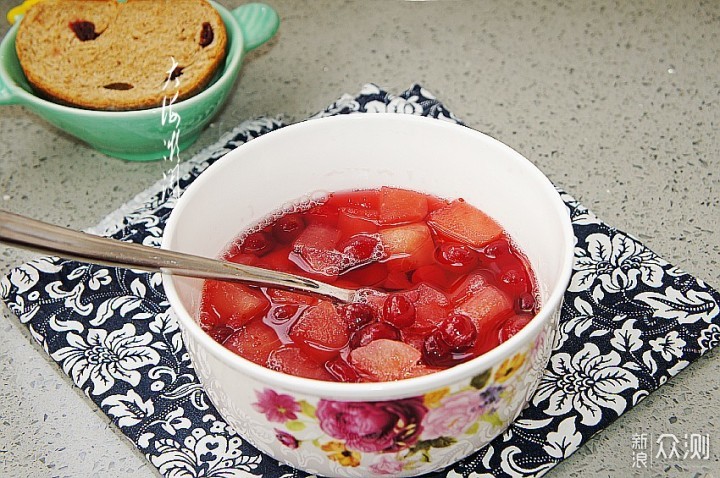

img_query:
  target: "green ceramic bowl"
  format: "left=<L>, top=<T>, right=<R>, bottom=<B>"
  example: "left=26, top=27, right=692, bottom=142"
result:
left=0, top=2, right=279, bottom=161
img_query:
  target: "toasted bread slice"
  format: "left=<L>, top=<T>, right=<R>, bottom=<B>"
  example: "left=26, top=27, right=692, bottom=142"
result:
left=15, top=0, right=227, bottom=110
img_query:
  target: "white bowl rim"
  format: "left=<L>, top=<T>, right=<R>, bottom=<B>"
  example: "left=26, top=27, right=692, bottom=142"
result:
left=161, top=114, right=575, bottom=400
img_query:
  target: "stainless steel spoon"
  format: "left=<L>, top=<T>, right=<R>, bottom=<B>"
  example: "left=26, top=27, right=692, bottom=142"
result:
left=0, top=210, right=356, bottom=303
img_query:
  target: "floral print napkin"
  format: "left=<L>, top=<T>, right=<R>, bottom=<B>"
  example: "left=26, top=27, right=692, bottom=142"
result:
left=2, top=84, right=719, bottom=478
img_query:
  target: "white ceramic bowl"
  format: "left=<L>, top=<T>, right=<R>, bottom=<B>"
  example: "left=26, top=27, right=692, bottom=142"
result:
left=162, top=114, right=574, bottom=477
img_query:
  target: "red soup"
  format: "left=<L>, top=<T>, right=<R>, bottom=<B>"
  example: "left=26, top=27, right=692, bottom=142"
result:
left=199, top=187, right=538, bottom=382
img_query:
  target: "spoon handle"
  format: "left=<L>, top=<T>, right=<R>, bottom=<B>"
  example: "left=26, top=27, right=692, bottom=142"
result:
left=0, top=210, right=354, bottom=303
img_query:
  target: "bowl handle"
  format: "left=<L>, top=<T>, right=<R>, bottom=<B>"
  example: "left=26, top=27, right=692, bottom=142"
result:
left=231, top=2, right=280, bottom=52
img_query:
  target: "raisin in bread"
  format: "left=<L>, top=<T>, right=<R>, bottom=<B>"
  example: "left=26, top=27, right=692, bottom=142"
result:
left=15, top=0, right=227, bottom=110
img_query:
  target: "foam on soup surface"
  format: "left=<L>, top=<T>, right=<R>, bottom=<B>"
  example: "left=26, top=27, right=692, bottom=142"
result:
left=199, top=187, right=538, bottom=382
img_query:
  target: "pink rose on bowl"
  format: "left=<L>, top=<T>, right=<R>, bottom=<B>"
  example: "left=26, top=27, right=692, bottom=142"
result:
left=369, top=456, right=404, bottom=475
left=421, top=390, right=485, bottom=440
left=316, top=398, right=427, bottom=453
left=421, top=386, right=504, bottom=440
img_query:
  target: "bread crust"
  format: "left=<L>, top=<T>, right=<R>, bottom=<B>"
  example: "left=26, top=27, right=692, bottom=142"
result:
left=15, top=0, right=228, bottom=111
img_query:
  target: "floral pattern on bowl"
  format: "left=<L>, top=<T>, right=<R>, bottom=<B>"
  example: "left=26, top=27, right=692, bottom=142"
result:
left=248, top=338, right=546, bottom=476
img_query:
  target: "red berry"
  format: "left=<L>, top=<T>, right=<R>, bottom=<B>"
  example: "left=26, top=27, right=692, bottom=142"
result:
left=325, top=356, right=360, bottom=382
left=516, top=292, right=536, bottom=313
left=500, top=269, right=529, bottom=294
left=499, top=315, right=533, bottom=343
left=435, top=243, right=478, bottom=271
left=242, top=231, right=274, bottom=256
left=437, top=313, right=477, bottom=351
left=422, top=330, right=477, bottom=367
left=382, top=294, right=416, bottom=329
left=339, top=303, right=375, bottom=331
left=272, top=214, right=306, bottom=244
left=422, top=331, right=454, bottom=367
left=271, top=304, right=298, bottom=322
left=483, top=239, right=510, bottom=259
left=208, top=325, right=234, bottom=344
left=341, top=234, right=380, bottom=263
left=349, top=322, right=400, bottom=349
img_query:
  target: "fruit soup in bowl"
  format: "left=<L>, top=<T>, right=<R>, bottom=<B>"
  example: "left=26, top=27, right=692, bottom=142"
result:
left=162, top=114, right=574, bottom=477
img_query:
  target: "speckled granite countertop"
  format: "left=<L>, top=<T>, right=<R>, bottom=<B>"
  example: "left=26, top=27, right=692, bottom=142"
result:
left=1, top=1, right=718, bottom=477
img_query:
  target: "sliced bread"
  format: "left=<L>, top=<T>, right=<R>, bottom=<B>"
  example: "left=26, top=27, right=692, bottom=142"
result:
left=15, top=0, right=228, bottom=110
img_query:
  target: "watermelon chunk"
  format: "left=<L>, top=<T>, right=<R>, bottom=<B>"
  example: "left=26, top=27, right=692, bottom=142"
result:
left=288, top=301, right=349, bottom=361
left=337, top=207, right=379, bottom=240
left=349, top=339, right=422, bottom=381
left=427, top=199, right=503, bottom=247
left=266, top=288, right=317, bottom=306
left=405, top=283, right=452, bottom=334
left=411, top=264, right=453, bottom=290
left=303, top=203, right=339, bottom=226
left=224, top=319, right=281, bottom=366
left=379, top=223, right=435, bottom=272
left=260, top=248, right=298, bottom=274
left=324, top=189, right=380, bottom=211
left=383, top=270, right=414, bottom=291
left=448, top=272, right=492, bottom=303
left=293, top=223, right=341, bottom=252
left=267, top=346, right=334, bottom=381
left=292, top=224, right=343, bottom=276
left=405, top=364, right=444, bottom=378
left=379, top=187, right=429, bottom=225
left=341, top=261, right=388, bottom=287
left=227, top=252, right=259, bottom=266
left=202, top=280, right=269, bottom=328
left=455, top=284, right=513, bottom=329
left=469, top=311, right=505, bottom=356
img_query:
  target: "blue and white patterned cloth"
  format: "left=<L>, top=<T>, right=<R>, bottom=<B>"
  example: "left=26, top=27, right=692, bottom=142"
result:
left=2, top=84, right=719, bottom=478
